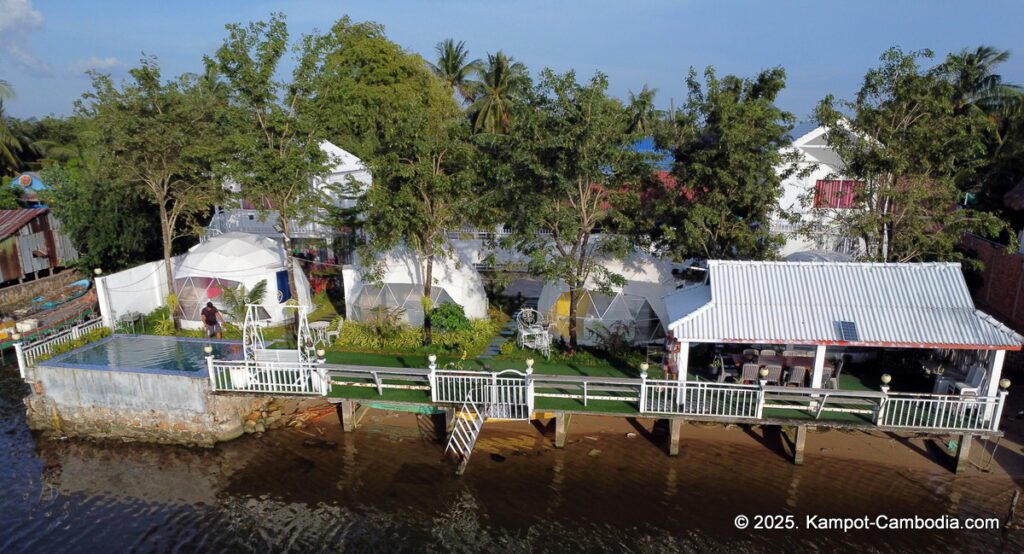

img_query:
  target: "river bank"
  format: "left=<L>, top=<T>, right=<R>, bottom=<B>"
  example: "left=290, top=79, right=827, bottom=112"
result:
left=3, top=366, right=1024, bottom=552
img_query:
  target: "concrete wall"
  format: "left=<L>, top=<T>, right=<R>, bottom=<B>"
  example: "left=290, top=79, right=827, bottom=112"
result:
left=95, top=260, right=172, bottom=328
left=25, top=364, right=258, bottom=446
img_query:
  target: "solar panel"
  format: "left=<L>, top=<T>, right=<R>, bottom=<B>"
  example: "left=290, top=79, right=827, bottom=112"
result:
left=837, top=320, right=859, bottom=342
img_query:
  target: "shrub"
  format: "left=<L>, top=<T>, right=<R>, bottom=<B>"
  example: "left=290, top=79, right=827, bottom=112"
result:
left=35, top=327, right=112, bottom=363
left=332, top=317, right=504, bottom=357
left=430, top=303, right=471, bottom=332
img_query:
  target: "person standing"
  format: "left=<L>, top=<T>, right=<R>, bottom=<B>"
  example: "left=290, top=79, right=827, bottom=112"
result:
left=201, top=302, right=225, bottom=339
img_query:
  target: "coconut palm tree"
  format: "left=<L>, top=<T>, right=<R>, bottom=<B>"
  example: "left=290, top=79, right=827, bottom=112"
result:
left=626, top=85, right=659, bottom=134
left=0, top=80, right=13, bottom=101
left=467, top=51, right=530, bottom=135
left=0, top=99, right=24, bottom=178
left=428, top=39, right=481, bottom=103
left=937, top=46, right=1022, bottom=117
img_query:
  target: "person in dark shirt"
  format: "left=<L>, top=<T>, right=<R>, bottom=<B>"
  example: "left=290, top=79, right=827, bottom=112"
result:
left=200, top=302, right=225, bottom=339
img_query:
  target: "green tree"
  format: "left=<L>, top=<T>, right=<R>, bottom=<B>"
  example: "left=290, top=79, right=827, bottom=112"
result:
left=78, top=58, right=225, bottom=300
left=483, top=70, right=649, bottom=350
left=935, top=46, right=1022, bottom=118
left=815, top=47, right=1008, bottom=262
left=648, top=66, right=796, bottom=260
left=467, top=51, right=530, bottom=134
left=626, top=84, right=659, bottom=134
left=40, top=162, right=161, bottom=271
left=323, top=28, right=479, bottom=344
left=213, top=14, right=333, bottom=315
left=428, top=38, right=481, bottom=103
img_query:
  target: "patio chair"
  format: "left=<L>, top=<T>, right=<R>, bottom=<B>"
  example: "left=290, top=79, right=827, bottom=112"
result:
left=827, top=359, right=844, bottom=389
left=742, top=348, right=759, bottom=357
left=740, top=363, right=760, bottom=384
left=819, top=367, right=834, bottom=389
left=760, top=349, right=777, bottom=357
left=715, top=354, right=737, bottom=383
left=325, top=317, right=344, bottom=344
left=763, top=364, right=784, bottom=385
left=786, top=366, right=808, bottom=387
left=949, top=364, right=985, bottom=396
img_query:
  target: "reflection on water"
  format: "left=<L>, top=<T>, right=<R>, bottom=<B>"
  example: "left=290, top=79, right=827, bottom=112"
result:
left=1, top=368, right=1022, bottom=552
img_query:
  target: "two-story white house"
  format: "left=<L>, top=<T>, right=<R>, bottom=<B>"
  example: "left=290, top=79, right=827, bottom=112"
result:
left=773, top=122, right=863, bottom=259
left=207, top=141, right=372, bottom=247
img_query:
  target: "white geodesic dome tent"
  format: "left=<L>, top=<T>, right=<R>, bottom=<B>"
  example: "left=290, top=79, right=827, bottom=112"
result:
left=173, top=232, right=311, bottom=330
left=342, top=248, right=488, bottom=326
left=537, top=254, right=681, bottom=346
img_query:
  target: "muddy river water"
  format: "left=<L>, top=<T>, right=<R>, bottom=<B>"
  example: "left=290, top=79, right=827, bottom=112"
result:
left=1, top=369, right=1022, bottom=552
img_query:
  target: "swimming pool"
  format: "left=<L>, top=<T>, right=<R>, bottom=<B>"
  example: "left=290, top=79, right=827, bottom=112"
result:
left=44, top=335, right=244, bottom=375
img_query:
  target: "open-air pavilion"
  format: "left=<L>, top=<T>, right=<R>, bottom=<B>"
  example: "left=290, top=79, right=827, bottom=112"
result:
left=663, top=261, right=1022, bottom=427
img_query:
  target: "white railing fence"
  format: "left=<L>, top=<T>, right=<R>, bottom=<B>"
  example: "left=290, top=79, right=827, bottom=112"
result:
left=431, top=369, right=531, bottom=420
left=641, top=379, right=762, bottom=419
left=209, top=359, right=328, bottom=395
left=21, top=317, right=105, bottom=369
left=879, top=392, right=1005, bottom=432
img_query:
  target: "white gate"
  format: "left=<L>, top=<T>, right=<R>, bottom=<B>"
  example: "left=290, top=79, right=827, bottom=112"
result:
left=433, top=369, right=532, bottom=420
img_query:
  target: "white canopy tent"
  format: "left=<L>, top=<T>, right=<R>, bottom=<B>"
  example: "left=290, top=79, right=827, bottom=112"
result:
left=537, top=254, right=685, bottom=346
left=342, top=248, right=488, bottom=326
left=173, top=232, right=311, bottom=329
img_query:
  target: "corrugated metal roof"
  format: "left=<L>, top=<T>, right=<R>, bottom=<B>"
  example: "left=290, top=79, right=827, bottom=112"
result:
left=0, top=208, right=48, bottom=240
left=667, top=261, right=1023, bottom=349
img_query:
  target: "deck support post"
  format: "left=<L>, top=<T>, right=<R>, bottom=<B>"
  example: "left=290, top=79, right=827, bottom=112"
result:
left=954, top=434, right=973, bottom=474
left=676, top=342, right=689, bottom=382
left=793, top=425, right=807, bottom=465
left=668, top=418, right=682, bottom=456
left=338, top=400, right=356, bottom=432
left=555, top=412, right=570, bottom=448
left=444, top=407, right=456, bottom=433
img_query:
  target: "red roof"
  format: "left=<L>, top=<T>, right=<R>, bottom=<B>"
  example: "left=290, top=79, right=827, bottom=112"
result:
left=0, top=208, right=48, bottom=240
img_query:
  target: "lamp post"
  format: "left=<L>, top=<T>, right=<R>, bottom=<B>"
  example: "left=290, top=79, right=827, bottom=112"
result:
left=880, top=373, right=892, bottom=394
left=428, top=353, right=437, bottom=372
left=316, top=348, right=326, bottom=364
left=758, top=366, right=769, bottom=387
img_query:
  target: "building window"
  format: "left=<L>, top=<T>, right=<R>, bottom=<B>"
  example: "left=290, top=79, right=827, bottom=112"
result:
left=813, top=180, right=863, bottom=209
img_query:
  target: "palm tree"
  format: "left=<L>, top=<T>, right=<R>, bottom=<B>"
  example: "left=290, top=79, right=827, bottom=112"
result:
left=937, top=46, right=1022, bottom=117
left=627, top=85, right=659, bottom=134
left=428, top=39, right=481, bottom=103
left=218, top=280, right=268, bottom=323
left=0, top=98, right=24, bottom=179
left=467, top=51, right=530, bottom=134
left=0, top=80, right=13, bottom=101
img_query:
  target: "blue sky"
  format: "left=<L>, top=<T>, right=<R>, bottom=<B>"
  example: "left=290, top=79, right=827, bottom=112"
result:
left=2, top=1, right=1023, bottom=121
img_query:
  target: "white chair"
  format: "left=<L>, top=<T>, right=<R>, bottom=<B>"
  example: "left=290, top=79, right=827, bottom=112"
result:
left=949, top=365, right=985, bottom=396
left=325, top=318, right=343, bottom=344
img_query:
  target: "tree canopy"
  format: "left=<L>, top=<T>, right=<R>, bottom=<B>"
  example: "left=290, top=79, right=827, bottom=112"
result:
left=78, top=58, right=225, bottom=300
left=481, top=69, right=650, bottom=349
left=815, top=47, right=1009, bottom=262
left=648, top=66, right=797, bottom=261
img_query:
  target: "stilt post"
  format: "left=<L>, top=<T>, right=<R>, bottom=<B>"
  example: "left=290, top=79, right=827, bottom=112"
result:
left=669, top=418, right=682, bottom=456
left=793, top=425, right=807, bottom=465
left=555, top=412, right=570, bottom=448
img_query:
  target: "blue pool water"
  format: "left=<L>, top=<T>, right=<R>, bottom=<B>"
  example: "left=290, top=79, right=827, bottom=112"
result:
left=46, top=335, right=243, bottom=374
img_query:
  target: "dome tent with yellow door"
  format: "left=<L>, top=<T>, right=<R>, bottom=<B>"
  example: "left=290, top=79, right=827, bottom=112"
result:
left=536, top=253, right=688, bottom=347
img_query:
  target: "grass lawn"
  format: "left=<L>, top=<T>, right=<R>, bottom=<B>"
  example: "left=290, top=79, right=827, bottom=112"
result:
left=324, top=349, right=661, bottom=379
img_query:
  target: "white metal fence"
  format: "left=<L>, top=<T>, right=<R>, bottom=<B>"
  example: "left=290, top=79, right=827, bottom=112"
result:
left=21, top=317, right=105, bottom=368
left=432, top=370, right=531, bottom=420
left=209, top=359, right=328, bottom=395
left=879, top=393, right=1004, bottom=432
left=642, top=379, right=762, bottom=418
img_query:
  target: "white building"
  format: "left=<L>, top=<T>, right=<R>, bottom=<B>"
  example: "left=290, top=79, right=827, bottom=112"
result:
left=207, top=140, right=371, bottom=242
left=773, top=123, right=862, bottom=259
left=173, top=233, right=312, bottom=329
left=341, top=248, right=489, bottom=327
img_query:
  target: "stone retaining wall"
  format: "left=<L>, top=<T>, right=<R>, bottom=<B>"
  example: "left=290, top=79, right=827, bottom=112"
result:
left=24, top=364, right=267, bottom=447
left=0, top=270, right=82, bottom=313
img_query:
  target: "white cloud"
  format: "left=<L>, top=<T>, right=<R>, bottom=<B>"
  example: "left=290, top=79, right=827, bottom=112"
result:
left=0, top=0, right=50, bottom=76
left=69, top=56, right=127, bottom=75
